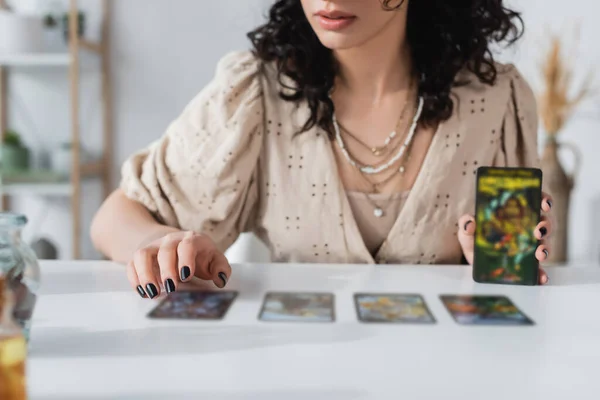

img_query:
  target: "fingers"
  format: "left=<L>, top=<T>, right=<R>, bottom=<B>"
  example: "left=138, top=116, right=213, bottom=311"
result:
left=129, top=232, right=232, bottom=299
left=193, top=235, right=221, bottom=282
left=535, top=217, right=551, bottom=241
left=457, top=214, right=476, bottom=265
left=210, top=252, right=232, bottom=289
left=178, top=233, right=232, bottom=288
left=133, top=247, right=160, bottom=299
left=157, top=238, right=179, bottom=294
left=541, top=193, right=553, bottom=213
left=177, top=233, right=201, bottom=281
left=535, top=244, right=550, bottom=262
left=126, top=261, right=146, bottom=298
left=534, top=244, right=550, bottom=285
left=538, top=268, right=549, bottom=285
left=458, top=214, right=475, bottom=234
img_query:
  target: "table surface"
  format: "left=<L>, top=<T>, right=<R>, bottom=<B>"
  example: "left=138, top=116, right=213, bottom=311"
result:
left=27, top=261, right=600, bottom=400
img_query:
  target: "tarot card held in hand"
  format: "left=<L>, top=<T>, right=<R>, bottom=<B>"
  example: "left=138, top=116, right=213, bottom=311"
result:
left=440, top=295, right=534, bottom=325
left=148, top=291, right=238, bottom=320
left=259, top=292, right=335, bottom=322
left=354, top=294, right=435, bottom=324
left=474, top=167, right=542, bottom=285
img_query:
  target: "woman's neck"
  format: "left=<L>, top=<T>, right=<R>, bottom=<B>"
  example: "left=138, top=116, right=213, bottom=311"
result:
left=333, top=14, right=412, bottom=104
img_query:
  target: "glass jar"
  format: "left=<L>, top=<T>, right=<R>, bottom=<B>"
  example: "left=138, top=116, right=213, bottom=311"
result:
left=0, top=274, right=27, bottom=400
left=0, top=213, right=40, bottom=342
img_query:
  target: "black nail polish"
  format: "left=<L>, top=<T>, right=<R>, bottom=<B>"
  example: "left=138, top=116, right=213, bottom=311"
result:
left=464, top=220, right=473, bottom=231
left=136, top=285, right=147, bottom=298
left=540, top=227, right=547, bottom=238
left=218, top=272, right=228, bottom=288
left=145, top=283, right=158, bottom=299
left=546, top=199, right=553, bottom=209
left=165, top=278, right=176, bottom=293
left=180, top=266, right=191, bottom=281
left=543, top=249, right=549, bottom=258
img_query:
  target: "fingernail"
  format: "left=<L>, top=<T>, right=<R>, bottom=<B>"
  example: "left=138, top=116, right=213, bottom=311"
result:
left=546, top=199, right=553, bottom=209
left=540, top=227, right=547, bottom=238
left=218, top=272, right=228, bottom=288
left=136, top=285, right=147, bottom=298
left=543, top=275, right=549, bottom=284
left=464, top=220, right=473, bottom=231
left=165, top=278, right=176, bottom=293
left=145, top=283, right=158, bottom=299
left=180, top=266, right=191, bottom=281
left=543, top=249, right=549, bottom=259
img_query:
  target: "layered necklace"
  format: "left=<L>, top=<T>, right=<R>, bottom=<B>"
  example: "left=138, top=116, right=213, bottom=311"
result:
left=333, top=96, right=424, bottom=175
left=337, top=88, right=414, bottom=158
left=331, top=83, right=424, bottom=218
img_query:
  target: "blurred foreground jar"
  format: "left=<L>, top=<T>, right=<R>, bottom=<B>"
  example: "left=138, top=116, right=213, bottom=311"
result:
left=0, top=274, right=27, bottom=400
left=0, top=213, right=40, bottom=342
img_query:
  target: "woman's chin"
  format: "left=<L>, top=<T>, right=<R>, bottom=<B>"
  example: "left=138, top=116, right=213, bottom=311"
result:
left=315, top=32, right=365, bottom=51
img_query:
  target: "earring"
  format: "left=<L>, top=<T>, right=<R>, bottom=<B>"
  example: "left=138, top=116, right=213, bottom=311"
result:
left=381, top=0, right=406, bottom=11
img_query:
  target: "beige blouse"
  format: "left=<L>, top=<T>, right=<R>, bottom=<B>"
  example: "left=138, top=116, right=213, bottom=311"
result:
left=346, top=191, right=410, bottom=256
left=120, top=50, right=539, bottom=265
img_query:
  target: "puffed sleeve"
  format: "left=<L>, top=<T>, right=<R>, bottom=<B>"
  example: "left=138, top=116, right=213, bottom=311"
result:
left=496, top=65, right=540, bottom=168
left=119, top=51, right=264, bottom=252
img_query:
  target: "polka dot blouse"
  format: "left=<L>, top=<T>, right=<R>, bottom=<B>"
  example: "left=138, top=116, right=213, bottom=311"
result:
left=120, top=51, right=540, bottom=265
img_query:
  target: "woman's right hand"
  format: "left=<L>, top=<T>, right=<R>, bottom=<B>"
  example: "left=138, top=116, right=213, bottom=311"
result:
left=127, top=231, right=231, bottom=299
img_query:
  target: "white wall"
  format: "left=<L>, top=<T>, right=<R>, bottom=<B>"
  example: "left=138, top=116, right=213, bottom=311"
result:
left=6, top=0, right=600, bottom=263
left=505, top=0, right=600, bottom=262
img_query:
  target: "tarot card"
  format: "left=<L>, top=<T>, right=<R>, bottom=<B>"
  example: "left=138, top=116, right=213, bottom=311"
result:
left=147, top=291, right=238, bottom=320
left=354, top=293, right=435, bottom=324
left=440, top=295, right=534, bottom=325
left=258, top=292, right=335, bottom=322
left=474, top=167, right=543, bottom=285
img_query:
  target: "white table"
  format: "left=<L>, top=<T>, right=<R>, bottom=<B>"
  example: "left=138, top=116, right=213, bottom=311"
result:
left=28, top=261, right=600, bottom=400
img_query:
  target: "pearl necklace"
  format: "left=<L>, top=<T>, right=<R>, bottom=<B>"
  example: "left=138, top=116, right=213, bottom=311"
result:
left=333, top=96, right=424, bottom=175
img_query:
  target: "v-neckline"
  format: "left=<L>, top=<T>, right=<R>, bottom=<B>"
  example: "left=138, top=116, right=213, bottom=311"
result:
left=326, top=122, right=445, bottom=263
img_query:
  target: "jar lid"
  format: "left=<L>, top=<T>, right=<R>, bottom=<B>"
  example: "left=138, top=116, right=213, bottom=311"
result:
left=0, top=213, right=27, bottom=228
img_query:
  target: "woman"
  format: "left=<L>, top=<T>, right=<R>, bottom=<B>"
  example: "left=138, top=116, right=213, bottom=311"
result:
left=91, top=0, right=553, bottom=299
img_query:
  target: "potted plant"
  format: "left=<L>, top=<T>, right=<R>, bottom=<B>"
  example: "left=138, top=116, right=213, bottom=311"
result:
left=61, top=11, right=86, bottom=42
left=1, top=130, right=30, bottom=171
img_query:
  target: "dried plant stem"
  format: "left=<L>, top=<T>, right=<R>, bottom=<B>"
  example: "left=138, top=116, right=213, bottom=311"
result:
left=538, top=34, right=595, bottom=137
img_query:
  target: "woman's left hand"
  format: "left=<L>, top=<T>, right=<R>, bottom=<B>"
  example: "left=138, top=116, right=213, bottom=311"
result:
left=457, top=193, right=553, bottom=285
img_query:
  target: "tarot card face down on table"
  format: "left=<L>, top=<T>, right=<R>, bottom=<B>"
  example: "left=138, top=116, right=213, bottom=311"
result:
left=474, top=167, right=542, bottom=285
left=440, top=295, right=534, bottom=326
left=147, top=291, right=238, bottom=320
left=258, top=292, right=335, bottom=322
left=354, top=294, right=436, bottom=324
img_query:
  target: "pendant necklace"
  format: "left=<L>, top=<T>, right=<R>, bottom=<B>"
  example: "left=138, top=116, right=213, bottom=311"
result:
left=358, top=137, right=414, bottom=218
left=333, top=96, right=424, bottom=175
left=336, top=77, right=415, bottom=157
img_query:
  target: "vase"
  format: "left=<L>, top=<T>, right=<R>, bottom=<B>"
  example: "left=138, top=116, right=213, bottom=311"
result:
left=50, top=142, right=92, bottom=177
left=540, top=138, right=581, bottom=264
left=0, top=213, right=40, bottom=343
left=1, top=145, right=30, bottom=171
left=0, top=11, right=44, bottom=54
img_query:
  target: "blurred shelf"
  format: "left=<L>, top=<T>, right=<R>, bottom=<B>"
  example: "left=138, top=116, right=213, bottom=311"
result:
left=0, top=53, right=71, bottom=67
left=0, top=182, right=73, bottom=196
left=0, top=0, right=112, bottom=259
left=0, top=162, right=103, bottom=196
left=0, top=46, right=100, bottom=68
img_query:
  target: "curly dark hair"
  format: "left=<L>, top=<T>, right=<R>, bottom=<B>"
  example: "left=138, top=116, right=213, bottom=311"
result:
left=247, top=0, right=524, bottom=137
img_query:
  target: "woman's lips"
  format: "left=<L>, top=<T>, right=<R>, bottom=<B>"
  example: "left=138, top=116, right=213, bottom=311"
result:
left=315, top=12, right=357, bottom=31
